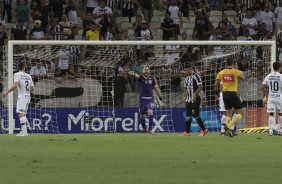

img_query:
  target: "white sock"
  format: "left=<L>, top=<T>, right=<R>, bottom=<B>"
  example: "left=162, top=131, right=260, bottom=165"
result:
left=20, top=117, right=27, bottom=135
left=230, top=113, right=237, bottom=130
left=269, top=116, right=275, bottom=133
left=278, top=116, right=282, bottom=132
left=221, top=115, right=226, bottom=132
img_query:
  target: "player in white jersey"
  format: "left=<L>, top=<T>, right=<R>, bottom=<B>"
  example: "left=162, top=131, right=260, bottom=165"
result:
left=2, top=62, right=34, bottom=136
left=262, top=62, right=282, bottom=136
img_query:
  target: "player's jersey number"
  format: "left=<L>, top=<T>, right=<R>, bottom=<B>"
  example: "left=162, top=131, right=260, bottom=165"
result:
left=269, top=81, right=279, bottom=92
left=25, top=81, right=29, bottom=92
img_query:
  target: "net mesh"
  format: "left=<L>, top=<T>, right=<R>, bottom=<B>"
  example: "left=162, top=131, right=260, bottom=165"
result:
left=0, top=41, right=274, bottom=134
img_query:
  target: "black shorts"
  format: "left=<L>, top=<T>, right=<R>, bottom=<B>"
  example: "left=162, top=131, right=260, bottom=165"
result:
left=186, top=96, right=201, bottom=117
left=222, top=91, right=243, bottom=110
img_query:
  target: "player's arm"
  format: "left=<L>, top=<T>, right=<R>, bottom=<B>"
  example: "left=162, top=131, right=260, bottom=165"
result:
left=237, top=69, right=245, bottom=81
left=2, top=81, right=18, bottom=97
left=153, top=77, right=163, bottom=100
left=193, top=74, right=203, bottom=101
left=261, top=77, right=268, bottom=105
left=214, top=71, right=222, bottom=95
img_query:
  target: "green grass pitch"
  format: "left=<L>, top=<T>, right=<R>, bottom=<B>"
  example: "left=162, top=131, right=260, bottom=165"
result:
left=1, top=133, right=282, bottom=184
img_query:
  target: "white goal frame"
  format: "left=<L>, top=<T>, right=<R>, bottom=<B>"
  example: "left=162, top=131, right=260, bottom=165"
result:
left=7, top=40, right=276, bottom=134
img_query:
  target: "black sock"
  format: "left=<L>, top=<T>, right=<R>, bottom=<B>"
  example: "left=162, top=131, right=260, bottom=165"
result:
left=141, top=118, right=146, bottom=130
left=148, top=115, right=153, bottom=129
left=185, top=118, right=192, bottom=133
left=195, top=116, right=206, bottom=131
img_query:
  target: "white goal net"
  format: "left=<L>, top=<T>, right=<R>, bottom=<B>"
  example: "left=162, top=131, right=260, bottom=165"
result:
left=0, top=40, right=276, bottom=134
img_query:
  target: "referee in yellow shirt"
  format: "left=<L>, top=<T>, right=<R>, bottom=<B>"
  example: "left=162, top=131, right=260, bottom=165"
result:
left=215, top=58, right=245, bottom=137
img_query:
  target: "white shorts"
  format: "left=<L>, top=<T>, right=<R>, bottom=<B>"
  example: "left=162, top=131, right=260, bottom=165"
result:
left=219, top=92, right=226, bottom=112
left=267, top=98, right=282, bottom=113
left=16, top=98, right=30, bottom=114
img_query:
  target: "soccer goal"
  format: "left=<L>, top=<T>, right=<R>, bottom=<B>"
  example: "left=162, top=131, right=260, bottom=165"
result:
left=0, top=40, right=276, bottom=134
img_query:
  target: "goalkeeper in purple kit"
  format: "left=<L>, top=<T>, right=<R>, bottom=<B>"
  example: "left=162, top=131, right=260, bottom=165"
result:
left=129, top=66, right=163, bottom=133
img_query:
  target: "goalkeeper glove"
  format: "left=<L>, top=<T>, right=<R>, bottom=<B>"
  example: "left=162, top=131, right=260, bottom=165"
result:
left=263, top=96, right=267, bottom=106
left=128, top=71, right=135, bottom=76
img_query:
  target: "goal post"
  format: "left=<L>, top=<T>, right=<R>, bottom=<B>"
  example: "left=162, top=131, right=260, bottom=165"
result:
left=2, top=40, right=277, bottom=134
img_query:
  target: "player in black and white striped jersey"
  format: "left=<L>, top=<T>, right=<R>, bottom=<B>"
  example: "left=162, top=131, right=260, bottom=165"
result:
left=181, top=63, right=207, bottom=136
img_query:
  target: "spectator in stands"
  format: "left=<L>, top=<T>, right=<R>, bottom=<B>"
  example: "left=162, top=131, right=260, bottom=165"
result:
left=256, top=22, right=271, bottom=40
left=86, top=22, right=100, bottom=40
left=36, top=0, right=52, bottom=31
left=196, top=0, right=210, bottom=17
left=179, top=0, right=190, bottom=19
left=60, top=13, right=72, bottom=39
left=222, top=0, right=238, bottom=12
left=137, top=0, right=154, bottom=23
left=121, top=29, right=130, bottom=40
left=30, top=59, right=47, bottom=83
left=160, top=11, right=175, bottom=40
left=65, top=0, right=79, bottom=31
left=92, top=0, right=113, bottom=24
left=10, top=19, right=28, bottom=40
left=170, top=61, right=182, bottom=92
left=202, top=61, right=218, bottom=106
left=121, top=0, right=135, bottom=23
left=137, top=21, right=153, bottom=40
left=49, top=0, right=66, bottom=21
left=50, top=15, right=63, bottom=40
left=259, top=3, right=275, bottom=33
left=132, top=14, right=142, bottom=39
left=237, top=4, right=247, bottom=36
left=56, top=46, right=71, bottom=78
left=86, top=0, right=98, bottom=14
left=29, top=20, right=48, bottom=40
left=274, top=0, right=282, bottom=22
left=136, top=21, right=153, bottom=58
left=98, top=14, right=111, bottom=40
left=221, top=22, right=233, bottom=40
left=0, top=13, right=5, bottom=29
left=192, top=9, right=210, bottom=40
left=179, top=32, right=190, bottom=67
left=218, top=13, right=233, bottom=32
left=104, top=24, right=115, bottom=40
left=241, top=9, right=258, bottom=38
left=13, top=45, right=26, bottom=73
left=33, top=9, right=46, bottom=29
left=164, top=37, right=180, bottom=65
left=251, top=59, right=264, bottom=80
left=252, top=1, right=263, bottom=22
left=168, top=0, right=183, bottom=36
left=143, top=46, right=156, bottom=62
left=2, top=0, right=12, bottom=23
left=15, top=0, right=29, bottom=27
left=238, top=57, right=251, bottom=77
left=0, top=23, right=7, bottom=58
left=208, top=0, right=221, bottom=10
left=82, top=12, right=94, bottom=40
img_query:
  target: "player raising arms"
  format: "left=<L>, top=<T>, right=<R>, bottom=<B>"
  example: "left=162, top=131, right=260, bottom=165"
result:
left=262, top=62, right=282, bottom=136
left=2, top=62, right=34, bottom=136
left=128, top=66, right=163, bottom=133
left=215, top=58, right=245, bottom=137
left=181, top=63, right=207, bottom=136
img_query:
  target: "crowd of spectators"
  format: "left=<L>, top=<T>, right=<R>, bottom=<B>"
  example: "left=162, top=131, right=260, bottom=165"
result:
left=0, top=0, right=280, bottom=107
